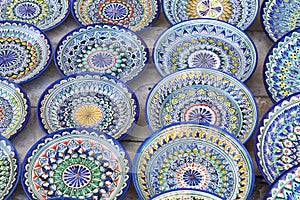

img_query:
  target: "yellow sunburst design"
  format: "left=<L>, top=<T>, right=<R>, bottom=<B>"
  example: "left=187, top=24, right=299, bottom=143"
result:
left=74, top=104, right=103, bottom=126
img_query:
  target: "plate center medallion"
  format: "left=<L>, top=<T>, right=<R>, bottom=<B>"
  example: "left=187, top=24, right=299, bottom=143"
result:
left=196, top=0, right=224, bottom=18
left=63, top=164, right=91, bottom=188
left=188, top=50, right=221, bottom=68
left=73, top=104, right=103, bottom=126
left=14, top=2, right=41, bottom=19
left=184, top=103, right=217, bottom=124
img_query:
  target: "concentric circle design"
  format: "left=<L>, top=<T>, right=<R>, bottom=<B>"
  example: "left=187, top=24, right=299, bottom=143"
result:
left=153, top=19, right=257, bottom=82
left=133, top=123, right=254, bottom=199
left=21, top=128, right=131, bottom=200
left=72, top=0, right=159, bottom=32
left=146, top=68, right=258, bottom=143
left=55, top=24, right=149, bottom=83
left=37, top=73, right=139, bottom=140
left=149, top=189, right=224, bottom=200
left=0, top=0, right=70, bottom=31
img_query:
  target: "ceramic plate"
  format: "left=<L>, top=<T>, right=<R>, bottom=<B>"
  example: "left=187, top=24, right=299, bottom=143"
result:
left=0, top=0, right=70, bottom=31
left=264, top=164, right=300, bottom=199
left=21, top=128, right=131, bottom=200
left=37, top=73, right=139, bottom=140
left=146, top=68, right=258, bottom=144
left=153, top=19, right=257, bottom=82
left=0, top=21, right=52, bottom=84
left=255, top=92, right=300, bottom=184
left=0, top=77, right=30, bottom=140
left=133, top=123, right=255, bottom=200
left=264, top=28, right=300, bottom=102
left=71, top=0, right=159, bottom=32
left=55, top=23, right=149, bottom=83
left=162, top=0, right=259, bottom=30
left=261, top=0, right=300, bottom=42
left=149, top=189, right=224, bottom=200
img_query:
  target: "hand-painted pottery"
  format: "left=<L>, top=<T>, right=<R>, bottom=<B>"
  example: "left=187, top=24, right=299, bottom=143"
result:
left=264, top=28, right=300, bottom=102
left=255, top=93, right=300, bottom=184
left=71, top=0, right=159, bottom=32
left=0, top=77, right=30, bottom=140
left=153, top=19, right=257, bottom=82
left=261, top=0, right=300, bottom=42
left=37, top=73, right=139, bottom=140
left=0, top=21, right=52, bottom=84
left=21, top=128, right=131, bottom=200
left=145, top=68, right=258, bottom=144
left=133, top=122, right=255, bottom=200
left=162, top=0, right=259, bottom=30
left=55, top=23, right=149, bottom=83
left=0, top=0, right=70, bottom=31
left=149, top=189, right=224, bottom=200
left=264, top=164, right=300, bottom=199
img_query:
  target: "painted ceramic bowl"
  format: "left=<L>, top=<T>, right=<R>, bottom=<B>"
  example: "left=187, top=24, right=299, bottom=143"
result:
left=153, top=19, right=257, bottom=82
left=21, top=128, right=131, bottom=200
left=264, top=27, right=300, bottom=102
left=149, top=189, right=224, bottom=200
left=71, top=0, right=159, bottom=32
left=261, top=0, right=300, bottom=42
left=0, top=21, right=52, bottom=84
left=133, top=122, right=255, bottom=199
left=255, top=92, right=300, bottom=184
left=55, top=23, right=149, bottom=83
left=37, top=73, right=139, bottom=140
left=162, top=0, right=259, bottom=30
left=0, top=77, right=30, bottom=140
left=0, top=0, right=70, bottom=31
left=146, top=68, right=258, bottom=144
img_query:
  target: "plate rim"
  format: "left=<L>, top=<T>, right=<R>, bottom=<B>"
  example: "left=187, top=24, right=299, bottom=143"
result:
left=260, top=0, right=277, bottom=43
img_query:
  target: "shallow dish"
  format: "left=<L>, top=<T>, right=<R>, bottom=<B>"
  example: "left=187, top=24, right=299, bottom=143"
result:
left=21, top=128, right=131, bottom=200
left=72, top=0, right=159, bottom=32
left=133, top=122, right=254, bottom=199
left=146, top=68, right=258, bottom=144
left=37, top=73, right=139, bottom=140
left=153, top=19, right=257, bottom=82
left=55, top=23, right=149, bottom=83
left=149, top=189, right=224, bottom=200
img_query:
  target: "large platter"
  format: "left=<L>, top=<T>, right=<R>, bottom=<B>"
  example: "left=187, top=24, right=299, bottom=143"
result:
left=21, top=128, right=131, bottom=200
left=55, top=23, right=149, bottom=83
left=133, top=122, right=255, bottom=200
left=264, top=28, right=300, bottom=102
left=162, top=0, right=259, bottom=30
left=149, top=189, right=224, bottom=200
left=153, top=19, right=257, bottom=82
left=71, top=0, right=160, bottom=32
left=255, top=92, right=300, bottom=184
left=0, top=21, right=52, bottom=84
left=37, top=73, right=139, bottom=140
left=146, top=68, right=258, bottom=144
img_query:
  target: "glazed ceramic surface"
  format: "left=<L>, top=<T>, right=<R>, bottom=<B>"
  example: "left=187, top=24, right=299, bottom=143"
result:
left=0, top=0, right=70, bottom=31
left=153, top=19, right=257, bottom=82
left=21, top=128, right=131, bottom=200
left=261, top=0, right=300, bottom=42
left=133, top=123, right=254, bottom=200
left=0, top=77, right=30, bottom=140
left=264, top=28, right=300, bottom=102
left=149, top=189, right=224, bottom=200
left=72, top=0, right=159, bottom=32
left=37, top=73, right=139, bottom=140
left=162, top=0, right=259, bottom=30
left=0, top=21, right=52, bottom=84
left=146, top=68, right=258, bottom=144
left=255, top=93, right=300, bottom=184
left=55, top=24, right=149, bottom=83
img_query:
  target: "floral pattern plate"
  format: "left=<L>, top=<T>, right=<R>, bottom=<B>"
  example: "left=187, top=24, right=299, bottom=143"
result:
left=264, top=28, right=300, bottom=102
left=261, top=0, right=300, bottom=42
left=0, top=21, right=52, bottom=84
left=71, top=0, right=159, bottom=32
left=0, top=77, right=30, bottom=140
left=37, top=73, right=139, bottom=140
left=0, top=0, right=70, bottom=31
left=255, top=92, right=300, bottom=184
left=21, top=128, right=131, bottom=200
left=162, top=0, right=259, bottom=30
left=149, top=189, right=224, bottom=200
left=146, top=68, right=258, bottom=144
left=133, top=123, right=255, bottom=199
left=153, top=19, right=257, bottom=82
left=55, top=23, right=149, bottom=83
